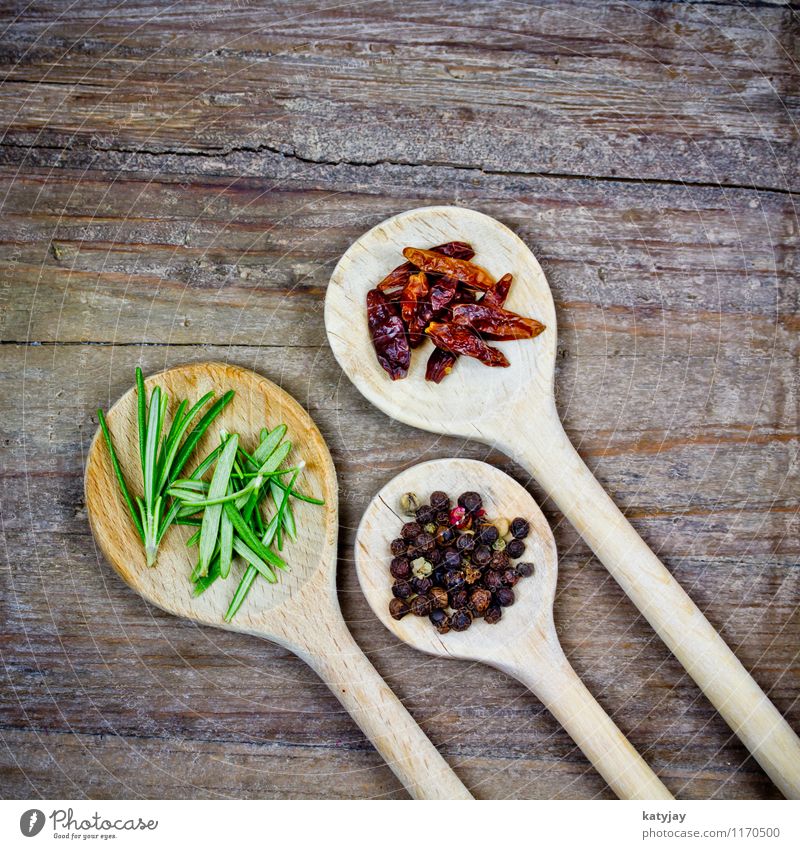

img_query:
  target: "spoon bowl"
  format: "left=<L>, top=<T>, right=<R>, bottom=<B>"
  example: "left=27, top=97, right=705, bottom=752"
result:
left=358, top=459, right=558, bottom=665
left=87, top=361, right=338, bottom=627
left=326, top=206, right=800, bottom=798
left=325, top=206, right=556, bottom=438
left=85, top=361, right=472, bottom=799
left=356, top=458, right=672, bottom=800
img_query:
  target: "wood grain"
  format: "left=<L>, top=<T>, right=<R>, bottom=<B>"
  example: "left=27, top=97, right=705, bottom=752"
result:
left=1, top=1, right=797, bottom=190
left=0, top=0, right=797, bottom=800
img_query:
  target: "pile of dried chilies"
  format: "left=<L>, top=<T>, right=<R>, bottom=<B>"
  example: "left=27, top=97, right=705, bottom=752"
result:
left=365, top=241, right=546, bottom=382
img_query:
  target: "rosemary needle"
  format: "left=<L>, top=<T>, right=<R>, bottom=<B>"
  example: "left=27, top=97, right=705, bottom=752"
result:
left=197, top=434, right=239, bottom=577
left=98, top=367, right=233, bottom=567
left=97, top=409, right=144, bottom=541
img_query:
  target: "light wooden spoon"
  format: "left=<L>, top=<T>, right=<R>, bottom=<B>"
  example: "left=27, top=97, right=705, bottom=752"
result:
left=325, top=205, right=800, bottom=798
left=85, top=361, right=472, bottom=800
left=356, top=458, right=673, bottom=800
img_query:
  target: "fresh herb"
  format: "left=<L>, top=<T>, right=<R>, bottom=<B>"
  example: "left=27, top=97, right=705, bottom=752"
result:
left=197, top=434, right=239, bottom=577
left=168, top=424, right=323, bottom=620
left=98, top=367, right=233, bottom=566
left=98, top=368, right=323, bottom=619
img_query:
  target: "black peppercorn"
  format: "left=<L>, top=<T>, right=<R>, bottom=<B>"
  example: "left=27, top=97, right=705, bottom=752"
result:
left=450, top=609, right=473, bottom=631
left=476, top=523, right=499, bottom=545
left=458, top=491, right=482, bottom=513
left=472, top=545, right=492, bottom=567
left=510, top=517, right=530, bottom=539
left=401, top=521, right=422, bottom=540
left=443, top=548, right=461, bottom=570
left=435, top=510, right=451, bottom=526
left=411, top=595, right=433, bottom=617
left=430, top=609, right=451, bottom=634
left=429, top=608, right=447, bottom=627
left=484, top=604, right=502, bottom=625
left=416, top=504, right=437, bottom=525
left=430, top=586, right=449, bottom=610
left=496, top=587, right=515, bottom=607
left=390, top=557, right=411, bottom=580
left=390, top=537, right=407, bottom=556
left=389, top=598, right=410, bottom=620
left=392, top=580, right=414, bottom=600
left=435, top=525, right=455, bottom=547
left=412, top=576, right=434, bottom=595
left=484, top=570, right=503, bottom=590
left=470, top=588, right=492, bottom=614
left=388, top=489, right=534, bottom=635
left=430, top=490, right=451, bottom=510
left=456, top=533, right=475, bottom=552
left=450, top=588, right=469, bottom=609
left=415, top=532, right=435, bottom=553
left=444, top=569, right=465, bottom=590
left=490, top=550, right=510, bottom=571
left=506, top=539, right=525, bottom=559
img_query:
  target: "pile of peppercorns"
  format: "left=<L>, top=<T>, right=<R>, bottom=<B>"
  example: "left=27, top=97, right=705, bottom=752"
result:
left=387, top=490, right=534, bottom=633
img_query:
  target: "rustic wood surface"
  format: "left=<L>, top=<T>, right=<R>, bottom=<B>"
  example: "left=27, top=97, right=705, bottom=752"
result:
left=0, top=0, right=798, bottom=800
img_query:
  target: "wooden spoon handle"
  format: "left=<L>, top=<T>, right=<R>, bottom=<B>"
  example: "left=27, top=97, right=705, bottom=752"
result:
left=287, top=611, right=473, bottom=800
left=505, top=638, right=673, bottom=799
left=504, top=413, right=800, bottom=798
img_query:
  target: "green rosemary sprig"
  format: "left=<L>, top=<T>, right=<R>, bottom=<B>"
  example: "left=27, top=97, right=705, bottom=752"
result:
left=101, top=377, right=324, bottom=621
left=179, top=424, right=322, bottom=620
left=97, top=367, right=233, bottom=567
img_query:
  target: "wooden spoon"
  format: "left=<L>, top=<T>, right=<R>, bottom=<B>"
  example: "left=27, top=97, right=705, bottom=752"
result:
left=356, top=458, right=672, bottom=800
left=85, top=361, right=472, bottom=800
left=325, top=205, right=800, bottom=798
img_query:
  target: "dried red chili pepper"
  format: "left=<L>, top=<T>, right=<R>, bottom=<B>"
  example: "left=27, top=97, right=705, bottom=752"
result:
left=432, top=241, right=475, bottom=261
left=378, top=241, right=475, bottom=292
left=403, top=248, right=496, bottom=291
left=425, top=321, right=509, bottom=368
left=430, top=276, right=459, bottom=312
left=425, top=346, right=457, bottom=383
left=377, top=264, right=411, bottom=294
left=426, top=280, right=485, bottom=382
left=401, top=271, right=433, bottom=347
left=366, top=288, right=411, bottom=380
left=481, top=272, right=513, bottom=309
left=451, top=303, right=546, bottom=341
left=400, top=271, right=427, bottom=326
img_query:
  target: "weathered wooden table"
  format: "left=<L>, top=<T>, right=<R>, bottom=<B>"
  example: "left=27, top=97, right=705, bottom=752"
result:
left=1, top=1, right=797, bottom=800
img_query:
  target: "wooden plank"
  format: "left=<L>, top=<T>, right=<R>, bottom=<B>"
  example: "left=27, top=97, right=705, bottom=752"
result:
left=0, top=343, right=796, bottom=516
left=0, top=170, right=796, bottom=350
left=0, top=537, right=793, bottom=801
left=0, top=1, right=797, bottom=190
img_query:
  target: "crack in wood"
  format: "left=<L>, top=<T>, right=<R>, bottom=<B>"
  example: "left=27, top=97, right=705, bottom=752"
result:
left=1, top=138, right=797, bottom=198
